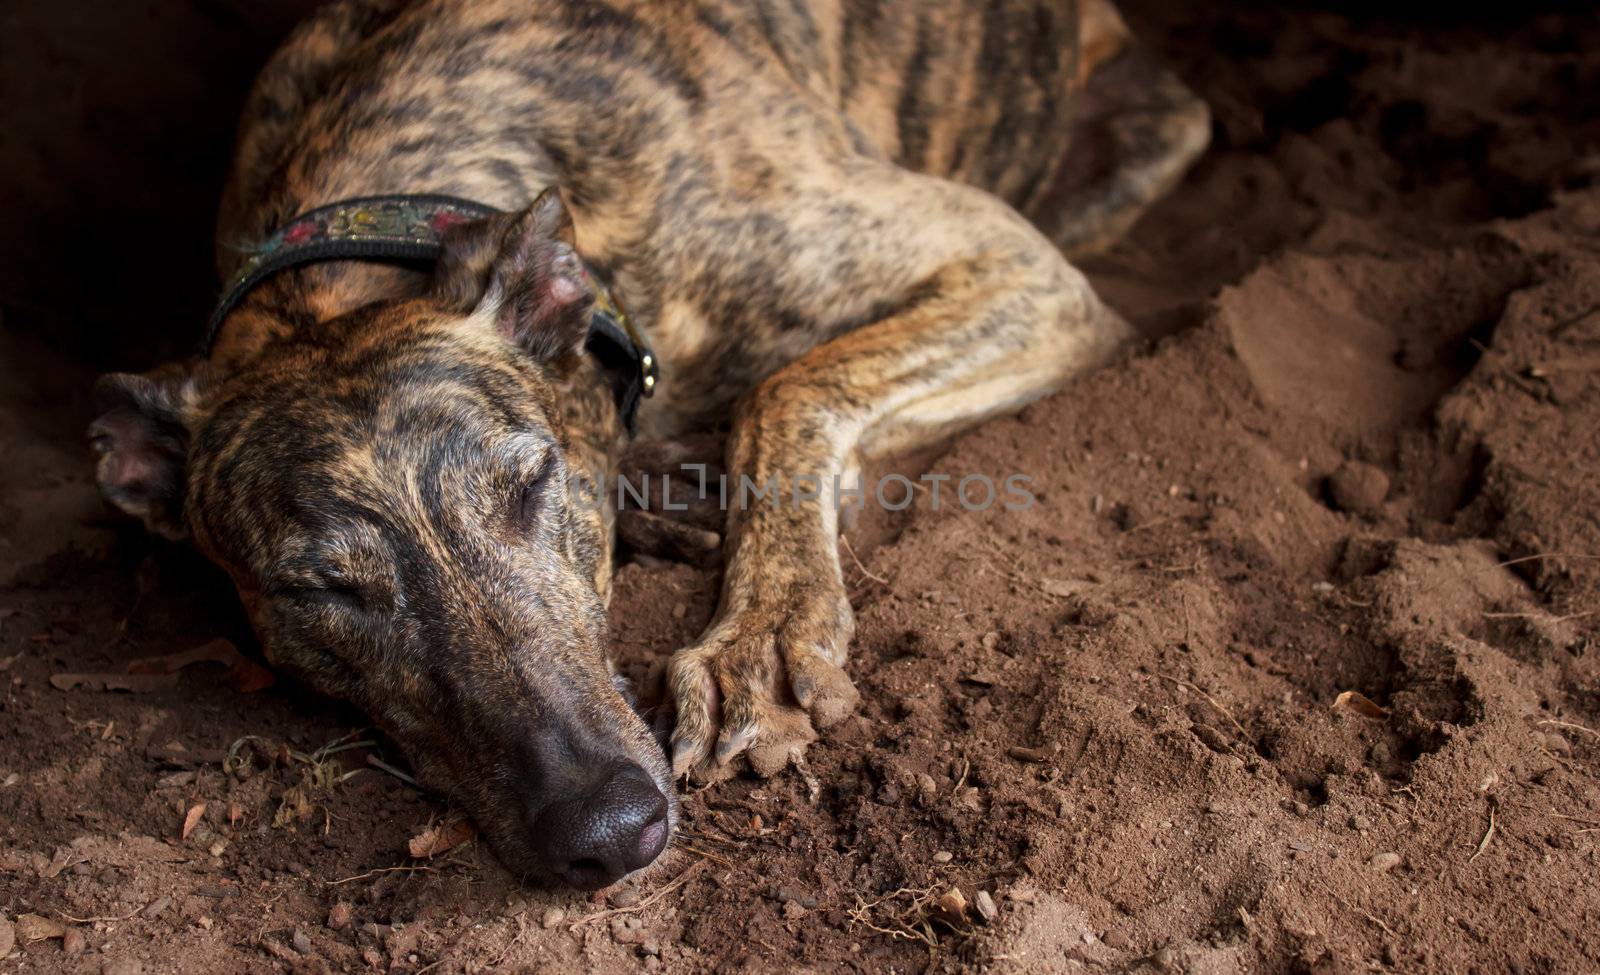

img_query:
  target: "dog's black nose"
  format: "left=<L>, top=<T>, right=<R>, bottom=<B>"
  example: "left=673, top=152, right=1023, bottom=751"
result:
left=534, top=762, right=669, bottom=889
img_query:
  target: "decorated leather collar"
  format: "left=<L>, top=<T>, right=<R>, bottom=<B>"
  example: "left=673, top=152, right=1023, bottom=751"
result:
left=203, top=193, right=658, bottom=426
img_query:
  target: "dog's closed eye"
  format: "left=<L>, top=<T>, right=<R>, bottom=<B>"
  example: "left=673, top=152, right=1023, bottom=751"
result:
left=275, top=583, right=370, bottom=613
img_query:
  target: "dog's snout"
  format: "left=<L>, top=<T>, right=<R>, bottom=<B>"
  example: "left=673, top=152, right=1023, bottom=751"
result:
left=533, top=762, right=669, bottom=889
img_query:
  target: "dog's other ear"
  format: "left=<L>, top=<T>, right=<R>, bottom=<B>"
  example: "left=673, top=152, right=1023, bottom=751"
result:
left=433, top=187, right=594, bottom=366
left=88, top=365, right=203, bottom=539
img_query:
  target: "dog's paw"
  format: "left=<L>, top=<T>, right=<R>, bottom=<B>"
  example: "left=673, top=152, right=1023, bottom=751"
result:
left=667, top=584, right=859, bottom=781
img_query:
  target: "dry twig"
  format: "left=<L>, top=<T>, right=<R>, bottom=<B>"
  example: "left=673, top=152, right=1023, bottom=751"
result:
left=568, top=860, right=707, bottom=931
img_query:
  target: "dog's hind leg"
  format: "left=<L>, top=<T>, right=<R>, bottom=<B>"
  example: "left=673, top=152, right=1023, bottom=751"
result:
left=665, top=175, right=1134, bottom=781
left=1024, top=39, right=1212, bottom=258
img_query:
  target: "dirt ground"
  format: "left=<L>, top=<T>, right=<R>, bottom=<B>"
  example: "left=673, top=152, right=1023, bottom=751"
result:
left=3, top=2, right=1599, bottom=972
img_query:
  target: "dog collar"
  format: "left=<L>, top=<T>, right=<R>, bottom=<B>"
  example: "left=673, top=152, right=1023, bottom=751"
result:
left=203, top=193, right=659, bottom=426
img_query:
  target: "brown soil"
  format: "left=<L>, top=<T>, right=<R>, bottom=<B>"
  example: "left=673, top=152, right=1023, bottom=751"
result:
left=4, top=3, right=1600, bottom=973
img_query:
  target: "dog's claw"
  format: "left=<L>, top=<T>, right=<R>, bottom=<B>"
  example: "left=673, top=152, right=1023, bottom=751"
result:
left=792, top=676, right=816, bottom=708
left=669, top=737, right=699, bottom=779
left=667, top=585, right=856, bottom=782
left=714, top=725, right=754, bottom=765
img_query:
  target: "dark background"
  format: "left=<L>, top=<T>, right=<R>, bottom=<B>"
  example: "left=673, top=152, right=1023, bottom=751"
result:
left=3, top=0, right=1595, bottom=374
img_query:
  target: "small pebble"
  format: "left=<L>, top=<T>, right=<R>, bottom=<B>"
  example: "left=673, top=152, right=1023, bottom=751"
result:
left=541, top=907, right=566, bottom=929
left=63, top=928, right=85, bottom=956
left=931, top=851, right=953, bottom=864
left=1369, top=852, right=1402, bottom=872
left=1350, top=814, right=1374, bottom=831
left=1327, top=460, right=1389, bottom=518
left=1543, top=733, right=1572, bottom=757
left=291, top=930, right=312, bottom=955
left=142, top=896, right=171, bottom=920
left=973, top=890, right=998, bottom=924
left=361, top=948, right=383, bottom=967
left=611, top=887, right=641, bottom=908
left=1154, top=946, right=1177, bottom=969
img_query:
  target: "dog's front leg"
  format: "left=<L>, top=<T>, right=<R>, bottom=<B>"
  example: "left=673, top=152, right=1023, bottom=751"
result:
left=666, top=206, right=1135, bottom=781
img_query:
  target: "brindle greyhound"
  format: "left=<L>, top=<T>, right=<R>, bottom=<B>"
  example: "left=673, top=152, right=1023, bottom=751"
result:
left=89, top=0, right=1207, bottom=888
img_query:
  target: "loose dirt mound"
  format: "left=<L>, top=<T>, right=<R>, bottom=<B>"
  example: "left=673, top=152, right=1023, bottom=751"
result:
left=3, top=4, right=1599, bottom=973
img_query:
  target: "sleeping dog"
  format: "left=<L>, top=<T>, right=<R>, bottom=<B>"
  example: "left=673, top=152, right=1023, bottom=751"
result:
left=89, top=0, right=1207, bottom=887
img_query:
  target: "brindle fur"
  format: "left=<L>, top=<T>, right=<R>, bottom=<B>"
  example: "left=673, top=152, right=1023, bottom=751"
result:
left=89, top=0, right=1207, bottom=884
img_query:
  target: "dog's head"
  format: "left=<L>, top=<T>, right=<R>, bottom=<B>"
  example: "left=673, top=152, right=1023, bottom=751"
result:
left=89, top=190, right=672, bottom=888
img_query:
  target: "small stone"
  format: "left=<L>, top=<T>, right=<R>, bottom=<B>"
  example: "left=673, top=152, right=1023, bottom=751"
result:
left=1292, top=801, right=1310, bottom=817
left=611, top=887, right=641, bottom=908
left=981, top=631, right=1001, bottom=650
left=1350, top=814, right=1374, bottom=831
left=931, top=851, right=953, bottom=864
left=292, top=930, right=313, bottom=955
left=540, top=907, right=565, bottom=929
left=782, top=901, right=808, bottom=920
left=63, top=928, right=86, bottom=955
left=1102, top=929, right=1128, bottom=949
left=973, top=890, right=998, bottom=924
left=1326, top=461, right=1389, bottom=518
left=142, top=896, right=172, bottom=920
left=328, top=903, right=352, bottom=931
left=361, top=948, right=383, bottom=967
left=1154, top=946, right=1177, bottom=969
left=1368, top=852, right=1402, bottom=872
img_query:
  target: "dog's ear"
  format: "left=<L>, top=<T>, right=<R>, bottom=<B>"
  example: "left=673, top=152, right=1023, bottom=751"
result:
left=88, top=365, right=203, bottom=539
left=434, top=187, right=594, bottom=366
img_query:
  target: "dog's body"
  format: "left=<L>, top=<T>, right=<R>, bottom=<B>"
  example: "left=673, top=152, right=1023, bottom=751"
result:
left=91, top=0, right=1207, bottom=886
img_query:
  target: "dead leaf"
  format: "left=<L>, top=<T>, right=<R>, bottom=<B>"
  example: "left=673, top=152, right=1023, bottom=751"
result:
left=932, top=888, right=969, bottom=927
left=127, top=640, right=240, bottom=674
left=126, top=639, right=276, bottom=693
left=272, top=784, right=315, bottom=829
left=182, top=803, right=208, bottom=841
left=228, top=660, right=277, bottom=693
left=1332, top=690, right=1389, bottom=720
left=48, top=672, right=178, bottom=693
left=15, top=913, right=65, bottom=942
left=407, top=818, right=476, bottom=859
